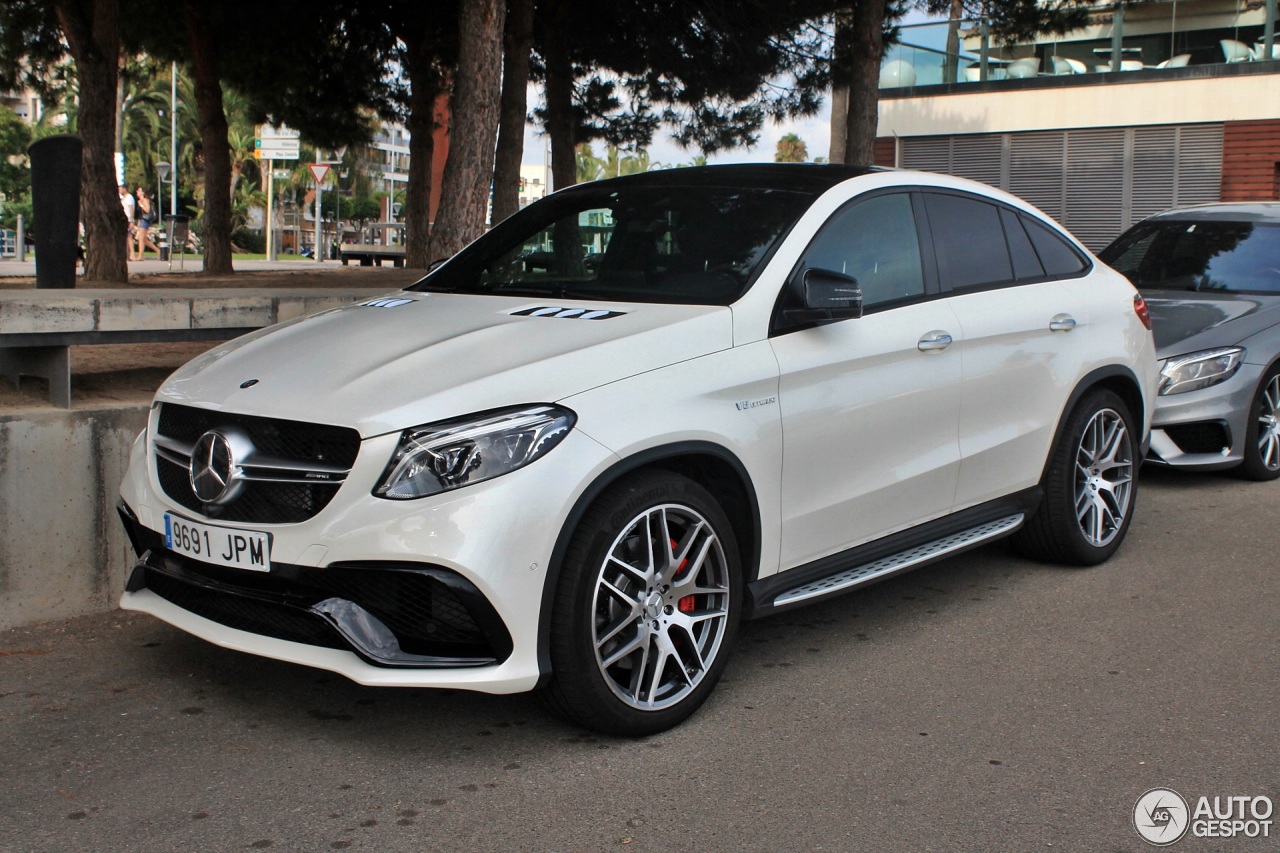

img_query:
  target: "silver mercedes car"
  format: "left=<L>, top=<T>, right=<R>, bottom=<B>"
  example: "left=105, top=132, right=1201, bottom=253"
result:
left=1099, top=203, right=1280, bottom=479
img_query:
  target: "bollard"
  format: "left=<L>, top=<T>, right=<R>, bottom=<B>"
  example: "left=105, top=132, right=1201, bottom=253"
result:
left=28, top=135, right=83, bottom=288
left=16, top=213, right=25, bottom=262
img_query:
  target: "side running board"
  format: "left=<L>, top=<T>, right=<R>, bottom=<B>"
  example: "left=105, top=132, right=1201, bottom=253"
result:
left=772, top=514, right=1025, bottom=608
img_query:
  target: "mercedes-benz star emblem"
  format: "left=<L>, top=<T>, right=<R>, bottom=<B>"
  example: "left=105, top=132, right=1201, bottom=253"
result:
left=190, top=431, right=235, bottom=504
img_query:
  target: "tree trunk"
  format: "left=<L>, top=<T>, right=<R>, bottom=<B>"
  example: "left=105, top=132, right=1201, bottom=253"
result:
left=828, top=9, right=852, bottom=164
left=184, top=0, right=233, bottom=275
left=541, top=8, right=576, bottom=193
left=843, top=0, right=888, bottom=165
left=943, top=0, right=964, bottom=84
left=403, top=38, right=438, bottom=269
left=52, top=0, right=127, bottom=283
left=491, top=0, right=533, bottom=224
left=427, top=0, right=505, bottom=261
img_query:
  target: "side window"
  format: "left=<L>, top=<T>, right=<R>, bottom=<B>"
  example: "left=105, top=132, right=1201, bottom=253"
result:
left=924, top=192, right=1014, bottom=289
left=799, top=193, right=925, bottom=308
left=1021, top=214, right=1089, bottom=277
left=1000, top=208, right=1045, bottom=280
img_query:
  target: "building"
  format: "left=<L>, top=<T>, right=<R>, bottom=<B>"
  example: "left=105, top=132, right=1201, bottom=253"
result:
left=873, top=0, right=1279, bottom=249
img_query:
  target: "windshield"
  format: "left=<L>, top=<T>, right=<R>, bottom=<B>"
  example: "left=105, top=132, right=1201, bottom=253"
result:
left=410, top=183, right=816, bottom=305
left=1100, top=220, right=1280, bottom=294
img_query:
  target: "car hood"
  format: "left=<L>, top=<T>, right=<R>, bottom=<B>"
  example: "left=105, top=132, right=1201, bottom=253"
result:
left=156, top=291, right=734, bottom=437
left=1143, top=290, right=1280, bottom=357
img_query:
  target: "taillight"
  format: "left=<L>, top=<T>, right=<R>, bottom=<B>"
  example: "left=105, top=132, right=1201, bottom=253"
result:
left=1133, top=294, right=1152, bottom=331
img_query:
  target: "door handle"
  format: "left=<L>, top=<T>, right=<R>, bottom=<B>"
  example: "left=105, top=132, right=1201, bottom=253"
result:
left=917, top=331, right=954, bottom=352
left=1049, top=314, right=1077, bottom=332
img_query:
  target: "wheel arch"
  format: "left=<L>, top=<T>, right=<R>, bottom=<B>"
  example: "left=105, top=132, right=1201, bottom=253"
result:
left=534, top=441, right=762, bottom=687
left=1041, top=364, right=1148, bottom=484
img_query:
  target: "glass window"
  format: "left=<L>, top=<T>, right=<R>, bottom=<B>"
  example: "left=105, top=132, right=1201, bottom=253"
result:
left=799, top=193, right=925, bottom=308
left=925, top=193, right=1014, bottom=289
left=412, top=185, right=815, bottom=305
left=1022, top=215, right=1089, bottom=277
left=1100, top=221, right=1280, bottom=293
left=1000, top=208, right=1045, bottom=280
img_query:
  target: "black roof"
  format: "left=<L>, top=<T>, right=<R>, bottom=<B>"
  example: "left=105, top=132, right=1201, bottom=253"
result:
left=570, top=163, right=885, bottom=195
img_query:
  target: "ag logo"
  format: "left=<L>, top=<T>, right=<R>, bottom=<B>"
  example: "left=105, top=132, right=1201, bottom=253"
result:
left=1135, top=788, right=1190, bottom=846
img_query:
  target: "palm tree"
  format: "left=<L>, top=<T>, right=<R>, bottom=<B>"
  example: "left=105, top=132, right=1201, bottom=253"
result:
left=774, top=133, right=809, bottom=163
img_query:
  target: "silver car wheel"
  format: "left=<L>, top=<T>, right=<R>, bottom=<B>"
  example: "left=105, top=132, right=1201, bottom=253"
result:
left=1075, top=408, right=1134, bottom=548
left=1257, top=374, right=1280, bottom=471
left=591, top=503, right=731, bottom=712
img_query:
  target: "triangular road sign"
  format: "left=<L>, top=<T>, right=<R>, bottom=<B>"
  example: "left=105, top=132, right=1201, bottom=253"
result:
left=309, top=163, right=331, bottom=184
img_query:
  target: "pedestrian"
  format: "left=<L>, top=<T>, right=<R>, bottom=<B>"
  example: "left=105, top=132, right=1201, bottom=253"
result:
left=119, top=185, right=135, bottom=257
left=134, top=187, right=160, bottom=260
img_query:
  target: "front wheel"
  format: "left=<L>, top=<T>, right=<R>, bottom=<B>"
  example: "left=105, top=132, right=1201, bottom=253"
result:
left=1236, top=367, right=1280, bottom=481
left=544, top=470, right=742, bottom=736
left=1017, top=389, right=1138, bottom=566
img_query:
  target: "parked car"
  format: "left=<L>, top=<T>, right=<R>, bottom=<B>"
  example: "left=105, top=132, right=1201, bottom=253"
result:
left=1099, top=203, right=1280, bottom=479
left=117, top=165, right=1156, bottom=735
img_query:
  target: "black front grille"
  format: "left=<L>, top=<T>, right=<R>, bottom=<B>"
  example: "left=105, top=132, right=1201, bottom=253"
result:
left=1164, top=421, right=1230, bottom=455
left=155, top=403, right=361, bottom=524
left=144, top=567, right=348, bottom=650
left=127, top=544, right=512, bottom=664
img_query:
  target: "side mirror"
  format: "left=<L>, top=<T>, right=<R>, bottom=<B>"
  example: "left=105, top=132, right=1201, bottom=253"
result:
left=784, top=268, right=863, bottom=325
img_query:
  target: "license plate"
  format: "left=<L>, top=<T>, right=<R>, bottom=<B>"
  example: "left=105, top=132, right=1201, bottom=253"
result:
left=164, top=514, right=271, bottom=572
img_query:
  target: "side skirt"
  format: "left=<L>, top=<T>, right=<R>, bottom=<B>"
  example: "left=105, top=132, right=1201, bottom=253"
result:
left=747, top=490, right=1040, bottom=618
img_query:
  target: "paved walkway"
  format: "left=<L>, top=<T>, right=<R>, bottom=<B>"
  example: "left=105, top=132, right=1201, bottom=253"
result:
left=0, top=257, right=354, bottom=278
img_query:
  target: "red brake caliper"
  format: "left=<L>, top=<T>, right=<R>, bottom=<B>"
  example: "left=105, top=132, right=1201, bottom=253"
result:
left=671, top=538, right=696, bottom=613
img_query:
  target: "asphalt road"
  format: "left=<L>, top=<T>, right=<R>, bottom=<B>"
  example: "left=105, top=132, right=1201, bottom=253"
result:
left=2, top=467, right=1276, bottom=853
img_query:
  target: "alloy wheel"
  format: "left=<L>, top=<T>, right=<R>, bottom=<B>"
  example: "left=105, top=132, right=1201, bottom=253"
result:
left=591, top=503, right=731, bottom=711
left=1075, top=408, right=1134, bottom=548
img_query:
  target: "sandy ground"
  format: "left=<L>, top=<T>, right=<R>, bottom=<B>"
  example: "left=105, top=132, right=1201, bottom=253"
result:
left=0, top=266, right=424, bottom=412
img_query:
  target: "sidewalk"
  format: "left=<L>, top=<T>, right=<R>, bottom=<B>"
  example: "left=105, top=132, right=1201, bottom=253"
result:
left=0, top=255, right=384, bottom=281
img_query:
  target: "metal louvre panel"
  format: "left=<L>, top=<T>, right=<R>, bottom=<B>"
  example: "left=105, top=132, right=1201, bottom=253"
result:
left=1175, top=124, right=1224, bottom=208
left=1131, top=127, right=1178, bottom=225
left=1007, top=131, right=1066, bottom=221
left=1063, top=128, right=1126, bottom=251
left=900, top=137, right=952, bottom=174
left=948, top=135, right=1003, bottom=187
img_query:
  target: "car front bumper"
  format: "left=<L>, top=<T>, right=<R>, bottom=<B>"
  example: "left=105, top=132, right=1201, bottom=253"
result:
left=1145, top=361, right=1263, bottom=471
left=117, top=415, right=617, bottom=693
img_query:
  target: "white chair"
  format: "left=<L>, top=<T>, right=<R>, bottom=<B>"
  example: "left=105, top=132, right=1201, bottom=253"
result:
left=879, top=59, right=917, bottom=88
left=1120, top=59, right=1144, bottom=71
left=1220, top=39, right=1256, bottom=62
left=1155, top=53, right=1191, bottom=68
left=1256, top=43, right=1280, bottom=60
left=1005, top=57, right=1041, bottom=78
left=1050, top=56, right=1088, bottom=75
left=963, top=64, right=984, bottom=82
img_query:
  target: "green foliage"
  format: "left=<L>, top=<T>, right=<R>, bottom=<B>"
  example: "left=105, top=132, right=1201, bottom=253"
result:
left=0, top=108, right=32, bottom=201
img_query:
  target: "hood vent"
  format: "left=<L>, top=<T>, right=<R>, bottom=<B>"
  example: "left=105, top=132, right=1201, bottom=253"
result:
left=360, top=297, right=416, bottom=309
left=511, top=306, right=626, bottom=320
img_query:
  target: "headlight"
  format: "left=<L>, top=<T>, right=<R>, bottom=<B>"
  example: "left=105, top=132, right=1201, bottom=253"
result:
left=1158, top=347, right=1244, bottom=396
left=374, top=405, right=576, bottom=500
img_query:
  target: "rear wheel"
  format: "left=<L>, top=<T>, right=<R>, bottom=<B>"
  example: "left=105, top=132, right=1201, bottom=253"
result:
left=1236, top=367, right=1280, bottom=481
left=544, top=470, right=741, bottom=736
left=1017, top=389, right=1137, bottom=565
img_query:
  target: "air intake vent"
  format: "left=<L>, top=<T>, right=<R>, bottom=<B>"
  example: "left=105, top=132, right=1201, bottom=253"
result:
left=360, top=297, right=416, bottom=309
left=511, top=306, right=625, bottom=320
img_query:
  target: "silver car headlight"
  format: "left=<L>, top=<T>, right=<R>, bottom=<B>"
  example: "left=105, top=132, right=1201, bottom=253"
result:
left=375, top=405, right=576, bottom=500
left=1158, top=347, right=1245, bottom=396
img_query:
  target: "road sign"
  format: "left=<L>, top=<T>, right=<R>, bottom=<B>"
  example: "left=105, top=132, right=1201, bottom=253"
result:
left=254, top=147, right=300, bottom=161
left=309, top=163, right=331, bottom=184
left=257, top=124, right=300, bottom=141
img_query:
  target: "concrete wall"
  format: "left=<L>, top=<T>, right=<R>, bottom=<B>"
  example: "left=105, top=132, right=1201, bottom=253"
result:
left=0, top=404, right=148, bottom=631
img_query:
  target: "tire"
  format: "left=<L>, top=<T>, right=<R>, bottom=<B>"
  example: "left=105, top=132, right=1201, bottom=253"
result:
left=1017, top=389, right=1138, bottom=566
left=1235, top=367, right=1280, bottom=481
left=543, top=470, right=742, bottom=736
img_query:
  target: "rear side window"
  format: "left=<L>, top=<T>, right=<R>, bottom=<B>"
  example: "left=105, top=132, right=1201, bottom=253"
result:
left=1021, top=215, right=1089, bottom=277
left=1000, top=208, right=1045, bottom=280
left=924, top=193, right=1014, bottom=289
